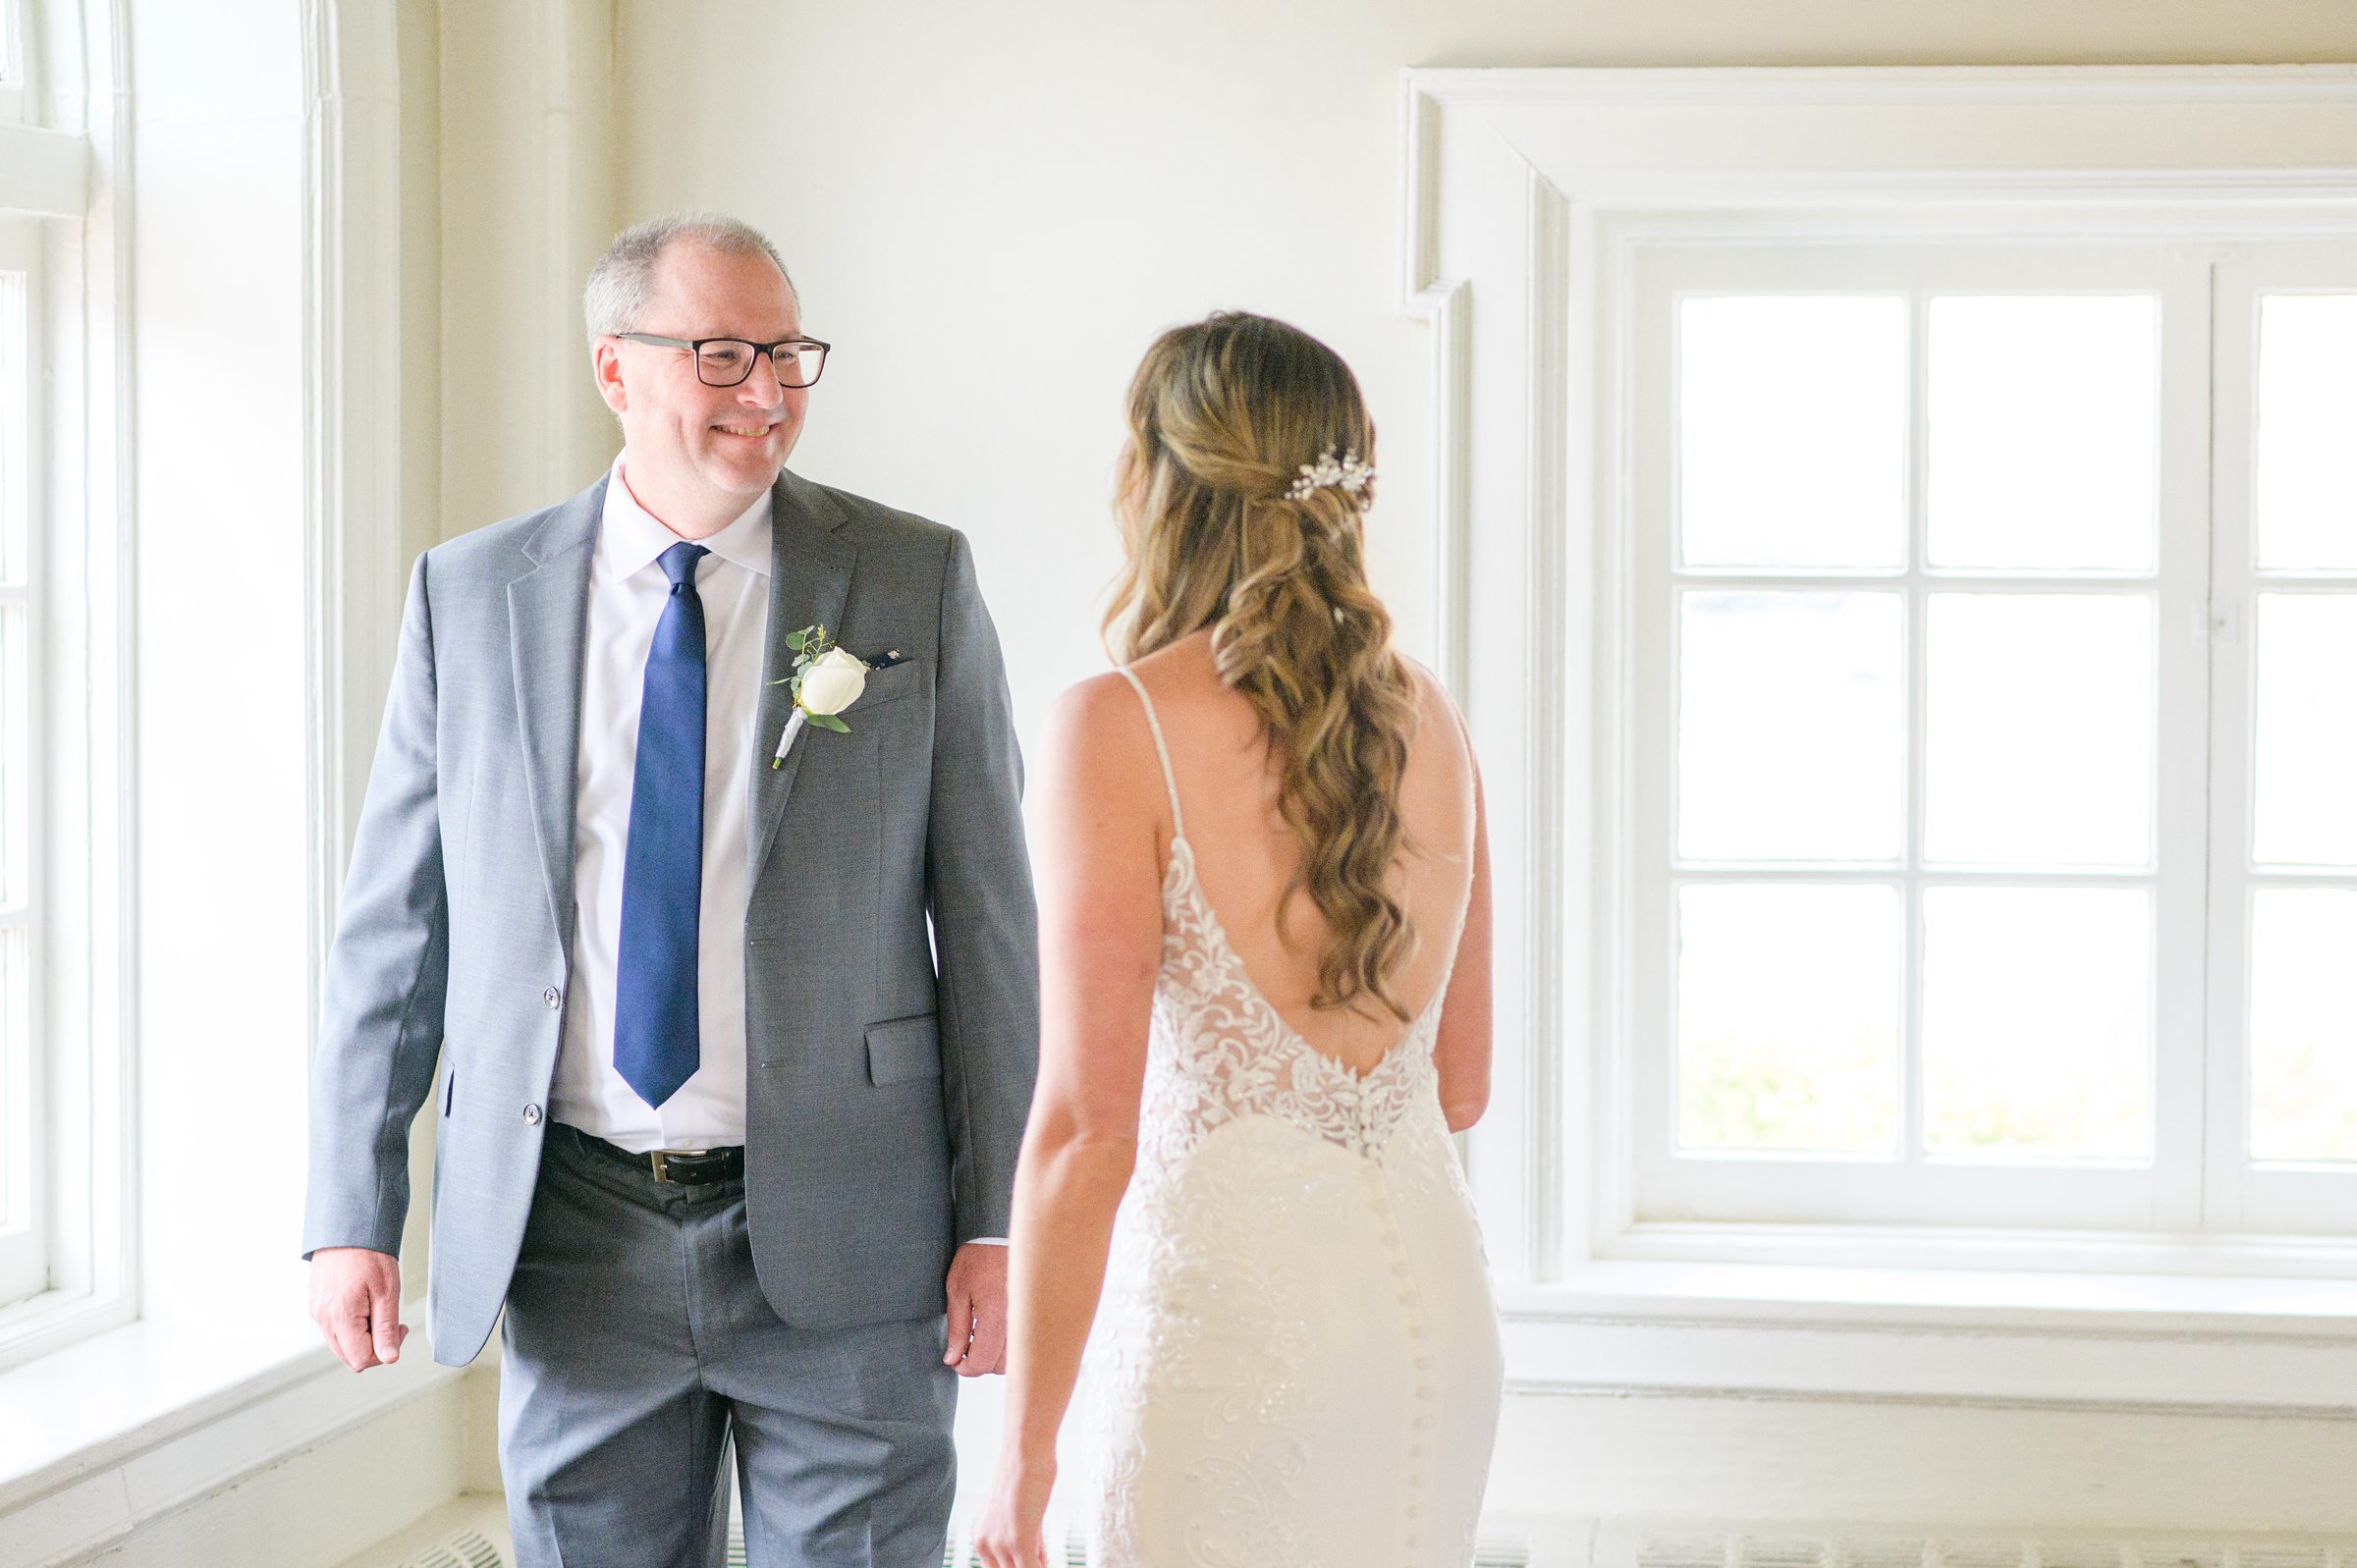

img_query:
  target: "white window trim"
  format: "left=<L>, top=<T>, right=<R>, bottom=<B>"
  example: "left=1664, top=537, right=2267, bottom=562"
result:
left=1398, top=64, right=2357, bottom=1400
left=0, top=0, right=25, bottom=127
left=1622, top=240, right=2214, bottom=1236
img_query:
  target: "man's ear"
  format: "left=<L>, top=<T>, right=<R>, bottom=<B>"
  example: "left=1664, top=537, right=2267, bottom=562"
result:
left=592, top=339, right=628, bottom=415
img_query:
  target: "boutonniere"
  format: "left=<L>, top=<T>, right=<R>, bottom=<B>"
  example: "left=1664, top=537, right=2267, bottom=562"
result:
left=769, top=623, right=898, bottom=769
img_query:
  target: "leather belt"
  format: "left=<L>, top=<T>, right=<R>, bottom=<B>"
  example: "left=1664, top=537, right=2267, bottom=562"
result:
left=565, top=1123, right=745, bottom=1185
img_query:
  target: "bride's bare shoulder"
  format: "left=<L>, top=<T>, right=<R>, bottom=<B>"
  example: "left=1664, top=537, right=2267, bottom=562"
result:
left=1037, top=668, right=1167, bottom=811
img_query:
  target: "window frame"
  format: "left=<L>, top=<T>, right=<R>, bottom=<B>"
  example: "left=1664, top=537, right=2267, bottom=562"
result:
left=0, top=0, right=24, bottom=128
left=1400, top=66, right=2357, bottom=1313
left=0, top=0, right=135, bottom=1368
left=0, top=221, right=43, bottom=1309
left=2205, top=239, right=2357, bottom=1239
left=1621, top=237, right=2220, bottom=1237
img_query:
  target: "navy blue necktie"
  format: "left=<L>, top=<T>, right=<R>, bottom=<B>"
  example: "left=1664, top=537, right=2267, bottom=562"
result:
left=614, top=541, right=710, bottom=1108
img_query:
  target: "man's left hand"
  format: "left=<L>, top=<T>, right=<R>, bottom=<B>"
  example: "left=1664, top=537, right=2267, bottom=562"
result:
left=943, top=1241, right=1009, bottom=1377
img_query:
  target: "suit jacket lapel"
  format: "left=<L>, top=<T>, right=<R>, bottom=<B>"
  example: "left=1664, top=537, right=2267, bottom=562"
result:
left=749, top=468, right=854, bottom=889
left=509, top=477, right=605, bottom=947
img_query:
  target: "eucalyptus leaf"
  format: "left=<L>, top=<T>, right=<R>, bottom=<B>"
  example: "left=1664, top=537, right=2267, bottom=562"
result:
left=808, top=713, right=851, bottom=733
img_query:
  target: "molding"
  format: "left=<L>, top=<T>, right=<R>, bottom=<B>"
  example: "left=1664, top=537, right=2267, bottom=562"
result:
left=1398, top=73, right=1469, bottom=698
left=301, top=0, right=407, bottom=1043
left=1521, top=167, right=1568, bottom=1280
left=1406, top=63, right=2357, bottom=112
left=1397, top=65, right=2357, bottom=1339
left=1494, top=1290, right=2357, bottom=1416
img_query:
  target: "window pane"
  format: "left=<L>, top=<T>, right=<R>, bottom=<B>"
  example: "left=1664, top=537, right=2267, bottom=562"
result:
left=1922, top=887, right=2152, bottom=1160
left=0, top=271, right=20, bottom=586
left=2249, top=889, right=2357, bottom=1164
left=1678, top=591, right=1902, bottom=862
left=1924, top=593, right=2153, bottom=867
left=2255, top=295, right=2357, bottom=571
left=1678, top=297, right=1906, bottom=569
left=0, top=925, right=21, bottom=1238
left=2252, top=593, right=2357, bottom=867
left=1676, top=883, right=1900, bottom=1155
left=1927, top=296, right=2158, bottom=572
left=0, top=602, right=17, bottom=906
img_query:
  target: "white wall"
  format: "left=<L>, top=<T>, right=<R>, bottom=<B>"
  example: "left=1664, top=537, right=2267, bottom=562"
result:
left=588, top=0, right=2357, bottom=749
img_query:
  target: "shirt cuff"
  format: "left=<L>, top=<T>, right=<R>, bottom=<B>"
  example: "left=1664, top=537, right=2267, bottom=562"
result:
left=965, top=1236, right=1009, bottom=1246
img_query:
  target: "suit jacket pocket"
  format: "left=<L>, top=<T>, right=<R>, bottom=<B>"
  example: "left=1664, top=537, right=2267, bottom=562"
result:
left=849, top=658, right=921, bottom=711
left=865, top=1013, right=941, bottom=1085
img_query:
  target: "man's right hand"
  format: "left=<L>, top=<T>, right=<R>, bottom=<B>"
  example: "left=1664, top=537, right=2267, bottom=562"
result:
left=308, top=1247, right=408, bottom=1372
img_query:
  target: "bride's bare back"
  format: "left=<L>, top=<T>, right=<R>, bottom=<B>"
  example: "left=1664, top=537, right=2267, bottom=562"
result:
left=1123, top=629, right=1486, bottom=1083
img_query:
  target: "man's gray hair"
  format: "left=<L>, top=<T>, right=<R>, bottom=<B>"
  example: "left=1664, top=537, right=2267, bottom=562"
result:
left=582, top=212, right=795, bottom=345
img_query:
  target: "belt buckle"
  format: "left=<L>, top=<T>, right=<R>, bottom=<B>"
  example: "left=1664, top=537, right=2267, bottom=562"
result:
left=648, top=1149, right=673, bottom=1183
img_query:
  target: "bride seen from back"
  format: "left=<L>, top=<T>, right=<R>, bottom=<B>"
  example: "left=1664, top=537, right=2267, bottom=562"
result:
left=976, top=311, right=1504, bottom=1568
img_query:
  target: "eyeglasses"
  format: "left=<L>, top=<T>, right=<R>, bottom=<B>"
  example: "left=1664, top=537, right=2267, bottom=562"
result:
left=616, top=332, right=832, bottom=389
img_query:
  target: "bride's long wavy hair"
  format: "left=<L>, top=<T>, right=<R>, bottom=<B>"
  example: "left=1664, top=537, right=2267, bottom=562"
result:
left=1104, top=311, right=1421, bottom=1022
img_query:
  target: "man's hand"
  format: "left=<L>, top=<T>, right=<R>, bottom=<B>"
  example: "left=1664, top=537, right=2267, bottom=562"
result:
left=943, top=1241, right=1009, bottom=1377
left=309, top=1247, right=408, bottom=1372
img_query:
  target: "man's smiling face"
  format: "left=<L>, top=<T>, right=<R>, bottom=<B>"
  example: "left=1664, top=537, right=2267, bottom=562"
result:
left=595, top=239, right=809, bottom=519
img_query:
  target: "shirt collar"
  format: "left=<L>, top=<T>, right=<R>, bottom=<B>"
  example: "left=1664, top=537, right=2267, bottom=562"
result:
left=599, top=452, right=775, bottom=579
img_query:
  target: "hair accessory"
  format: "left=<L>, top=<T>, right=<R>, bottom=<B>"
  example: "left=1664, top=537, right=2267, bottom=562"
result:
left=1286, top=447, right=1375, bottom=503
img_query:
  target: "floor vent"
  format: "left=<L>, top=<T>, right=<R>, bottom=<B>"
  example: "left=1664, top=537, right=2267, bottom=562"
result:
left=391, top=1528, right=505, bottom=1568
left=1633, top=1538, right=2353, bottom=1568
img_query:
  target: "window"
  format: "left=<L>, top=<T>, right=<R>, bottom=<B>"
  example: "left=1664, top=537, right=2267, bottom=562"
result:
left=1404, top=66, right=2357, bottom=1293
left=1622, top=237, right=2357, bottom=1246
left=0, top=222, right=30, bottom=1307
left=0, top=0, right=125, bottom=1355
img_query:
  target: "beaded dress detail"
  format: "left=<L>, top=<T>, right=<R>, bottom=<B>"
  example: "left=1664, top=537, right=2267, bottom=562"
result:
left=1082, top=668, right=1503, bottom=1567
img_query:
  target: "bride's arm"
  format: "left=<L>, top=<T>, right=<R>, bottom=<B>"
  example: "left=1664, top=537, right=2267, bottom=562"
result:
left=1435, top=750, right=1494, bottom=1134
left=989, top=675, right=1165, bottom=1515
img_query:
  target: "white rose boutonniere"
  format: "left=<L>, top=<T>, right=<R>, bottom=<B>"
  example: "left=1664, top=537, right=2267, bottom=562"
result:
left=769, top=623, right=889, bottom=769
left=798, top=645, right=869, bottom=721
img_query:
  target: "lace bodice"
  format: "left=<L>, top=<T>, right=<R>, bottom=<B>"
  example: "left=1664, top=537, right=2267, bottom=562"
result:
left=1137, top=834, right=1452, bottom=1179
left=1110, top=665, right=1462, bottom=1185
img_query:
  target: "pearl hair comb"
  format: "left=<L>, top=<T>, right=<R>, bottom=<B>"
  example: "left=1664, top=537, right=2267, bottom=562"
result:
left=1286, top=447, right=1375, bottom=502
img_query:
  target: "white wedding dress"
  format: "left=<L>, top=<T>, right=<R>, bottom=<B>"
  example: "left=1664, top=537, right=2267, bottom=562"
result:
left=1081, top=668, right=1504, bottom=1567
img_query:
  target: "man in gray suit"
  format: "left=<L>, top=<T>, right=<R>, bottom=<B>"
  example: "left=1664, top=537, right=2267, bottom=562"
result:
left=301, top=212, right=1038, bottom=1566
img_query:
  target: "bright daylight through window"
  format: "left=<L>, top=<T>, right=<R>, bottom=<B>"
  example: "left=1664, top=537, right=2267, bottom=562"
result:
left=1632, top=241, right=2357, bottom=1238
left=0, top=231, right=31, bottom=1310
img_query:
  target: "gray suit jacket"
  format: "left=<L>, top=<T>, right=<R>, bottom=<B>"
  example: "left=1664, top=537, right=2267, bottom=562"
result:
left=301, top=468, right=1040, bottom=1367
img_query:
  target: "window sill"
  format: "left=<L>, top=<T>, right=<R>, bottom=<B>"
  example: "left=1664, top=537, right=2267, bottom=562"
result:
left=0, top=1297, right=462, bottom=1567
left=1497, top=1258, right=2357, bottom=1413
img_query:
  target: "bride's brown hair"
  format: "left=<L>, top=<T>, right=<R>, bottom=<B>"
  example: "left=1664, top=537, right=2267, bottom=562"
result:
left=1104, top=311, right=1421, bottom=1022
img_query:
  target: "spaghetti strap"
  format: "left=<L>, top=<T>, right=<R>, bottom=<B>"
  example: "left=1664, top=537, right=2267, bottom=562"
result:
left=1115, top=665, right=1187, bottom=839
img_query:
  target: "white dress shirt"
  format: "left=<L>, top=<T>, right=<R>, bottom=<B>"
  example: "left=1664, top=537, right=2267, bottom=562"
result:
left=550, top=454, right=773, bottom=1153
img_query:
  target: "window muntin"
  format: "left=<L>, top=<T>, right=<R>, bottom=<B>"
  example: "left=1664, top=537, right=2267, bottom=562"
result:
left=1627, top=241, right=2232, bottom=1234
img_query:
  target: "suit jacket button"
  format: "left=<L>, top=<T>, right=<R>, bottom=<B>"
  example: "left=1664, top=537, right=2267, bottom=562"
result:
left=541, top=986, right=561, bottom=1008
left=522, top=1104, right=543, bottom=1125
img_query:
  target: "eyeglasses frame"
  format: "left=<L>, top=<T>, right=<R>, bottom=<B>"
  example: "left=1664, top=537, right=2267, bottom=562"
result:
left=613, top=331, right=833, bottom=389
